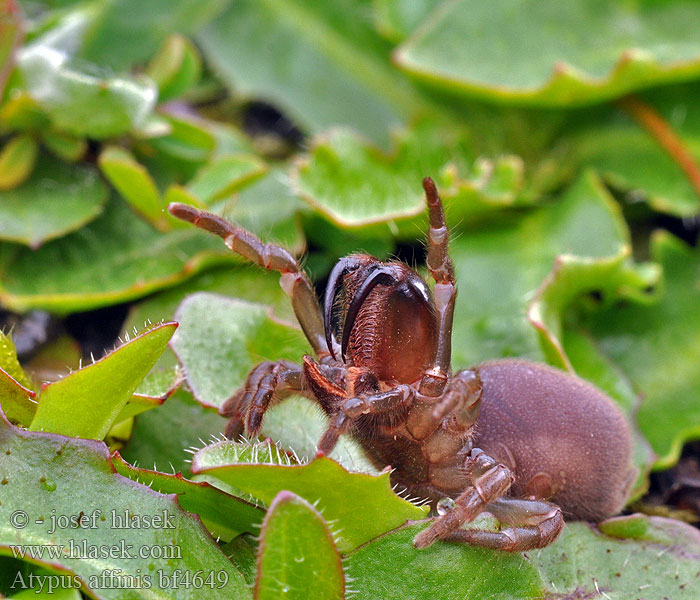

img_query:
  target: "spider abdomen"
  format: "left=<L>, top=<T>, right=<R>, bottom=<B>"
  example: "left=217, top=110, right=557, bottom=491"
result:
left=471, top=359, right=636, bottom=521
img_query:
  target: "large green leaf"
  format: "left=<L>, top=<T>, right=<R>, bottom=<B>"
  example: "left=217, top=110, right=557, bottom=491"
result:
left=345, top=522, right=545, bottom=599
left=0, top=154, right=107, bottom=248
left=17, top=39, right=157, bottom=138
left=29, top=322, right=176, bottom=439
left=120, top=389, right=227, bottom=477
left=396, top=0, right=700, bottom=106
left=293, top=122, right=529, bottom=230
left=255, top=491, right=344, bottom=600
left=0, top=198, right=231, bottom=313
left=582, top=232, right=700, bottom=469
left=346, top=517, right=700, bottom=599
left=78, top=0, right=227, bottom=71
left=198, top=0, right=423, bottom=144
left=0, top=410, right=250, bottom=599
left=192, top=448, right=428, bottom=553
left=448, top=171, right=638, bottom=367
left=112, top=451, right=264, bottom=541
left=570, top=82, right=700, bottom=217
left=171, top=293, right=309, bottom=410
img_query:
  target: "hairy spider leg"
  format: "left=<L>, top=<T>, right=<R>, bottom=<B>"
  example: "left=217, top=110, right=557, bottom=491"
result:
left=420, top=177, right=457, bottom=395
left=413, top=448, right=514, bottom=548
left=168, top=203, right=328, bottom=357
left=220, top=360, right=306, bottom=437
left=442, top=498, right=564, bottom=551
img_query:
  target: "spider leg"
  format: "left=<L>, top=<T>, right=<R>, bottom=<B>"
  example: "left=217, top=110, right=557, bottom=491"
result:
left=407, top=369, right=481, bottom=440
left=221, top=360, right=305, bottom=438
left=168, top=203, right=327, bottom=357
left=442, top=498, right=564, bottom=551
left=317, top=385, right=417, bottom=455
left=413, top=448, right=514, bottom=548
left=420, top=177, right=457, bottom=394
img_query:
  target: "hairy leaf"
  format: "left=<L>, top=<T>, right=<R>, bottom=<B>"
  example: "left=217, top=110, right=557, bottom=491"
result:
left=192, top=448, right=428, bottom=552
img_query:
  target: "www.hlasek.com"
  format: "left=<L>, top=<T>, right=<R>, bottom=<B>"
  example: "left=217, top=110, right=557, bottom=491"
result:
left=7, top=508, right=230, bottom=591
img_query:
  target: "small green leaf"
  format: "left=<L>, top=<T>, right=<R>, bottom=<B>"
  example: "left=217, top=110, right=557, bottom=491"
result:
left=0, top=367, right=36, bottom=426
left=192, top=448, right=428, bottom=552
left=40, top=130, right=87, bottom=163
left=0, top=330, right=32, bottom=390
left=147, top=33, right=202, bottom=102
left=171, top=293, right=309, bottom=410
left=98, top=146, right=167, bottom=229
left=0, top=134, right=38, bottom=191
left=188, top=154, right=268, bottom=204
left=112, top=451, right=264, bottom=541
left=255, top=491, right=344, bottom=600
left=29, top=323, right=177, bottom=440
left=0, top=153, right=107, bottom=248
left=396, top=0, right=700, bottom=106
left=148, top=114, right=216, bottom=166
left=0, top=410, right=251, bottom=600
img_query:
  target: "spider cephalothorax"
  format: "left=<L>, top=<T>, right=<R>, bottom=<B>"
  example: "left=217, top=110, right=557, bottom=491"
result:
left=168, top=178, right=635, bottom=551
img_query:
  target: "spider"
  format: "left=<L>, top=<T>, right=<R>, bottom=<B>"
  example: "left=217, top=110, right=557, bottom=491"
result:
left=168, top=178, right=635, bottom=551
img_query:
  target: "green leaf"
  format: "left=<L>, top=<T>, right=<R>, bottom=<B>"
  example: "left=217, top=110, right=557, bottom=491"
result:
left=0, top=330, right=32, bottom=390
left=533, top=519, right=700, bottom=598
left=0, top=411, right=251, bottom=599
left=171, top=293, right=309, bottom=410
left=29, top=322, right=176, bottom=439
left=120, top=388, right=227, bottom=477
left=583, top=232, right=700, bottom=469
left=345, top=522, right=545, bottom=599
left=146, top=33, right=202, bottom=102
left=372, top=0, right=441, bottom=42
left=112, top=451, right=264, bottom=541
left=0, top=153, right=107, bottom=248
left=0, top=198, right=230, bottom=313
left=40, top=130, right=86, bottom=163
left=0, top=0, right=22, bottom=98
left=347, top=517, right=700, bottom=599
left=0, top=367, right=36, bottom=426
left=188, top=154, right=268, bottom=204
left=98, top=146, right=168, bottom=230
left=0, top=134, right=38, bottom=191
left=570, top=82, right=700, bottom=217
left=17, top=41, right=157, bottom=138
left=448, top=171, right=641, bottom=368
left=198, top=0, right=423, bottom=145
left=78, top=0, right=228, bottom=71
left=396, top=0, right=700, bottom=106
left=192, top=448, right=428, bottom=552
left=255, top=491, right=344, bottom=600
left=293, top=122, right=529, bottom=230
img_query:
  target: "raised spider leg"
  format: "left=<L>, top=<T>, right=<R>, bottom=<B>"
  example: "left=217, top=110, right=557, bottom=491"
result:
left=220, top=360, right=304, bottom=438
left=442, top=498, right=564, bottom=551
left=413, top=448, right=514, bottom=548
left=420, top=178, right=457, bottom=395
left=168, top=203, right=328, bottom=357
left=316, top=385, right=417, bottom=455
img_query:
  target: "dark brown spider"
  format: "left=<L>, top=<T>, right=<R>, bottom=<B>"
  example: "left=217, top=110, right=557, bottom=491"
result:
left=168, top=178, right=635, bottom=551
